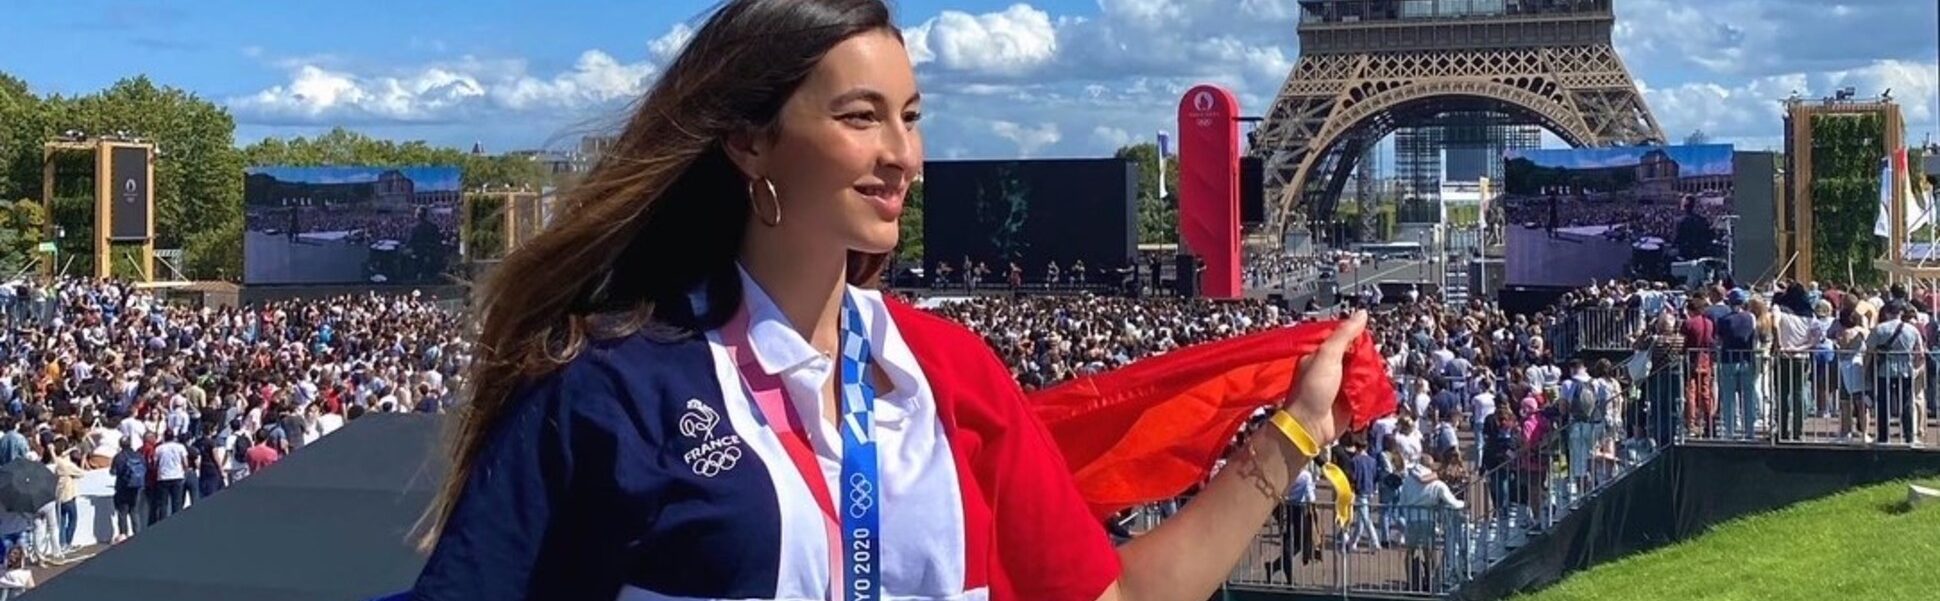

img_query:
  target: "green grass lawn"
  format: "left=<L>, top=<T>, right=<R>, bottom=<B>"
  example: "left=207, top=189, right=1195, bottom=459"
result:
left=1513, top=479, right=1940, bottom=601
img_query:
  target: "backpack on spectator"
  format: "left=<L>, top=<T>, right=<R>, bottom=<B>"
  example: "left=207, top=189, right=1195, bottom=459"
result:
left=1568, top=380, right=1599, bottom=422
left=113, top=450, right=146, bottom=489
left=233, top=433, right=252, bottom=465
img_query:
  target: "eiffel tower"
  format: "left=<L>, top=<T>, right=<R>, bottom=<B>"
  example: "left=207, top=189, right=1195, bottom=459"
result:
left=1254, top=0, right=1666, bottom=237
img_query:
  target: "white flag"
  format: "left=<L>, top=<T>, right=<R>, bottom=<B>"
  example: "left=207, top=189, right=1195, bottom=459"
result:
left=1874, top=156, right=1893, bottom=238
left=1909, top=167, right=1932, bottom=235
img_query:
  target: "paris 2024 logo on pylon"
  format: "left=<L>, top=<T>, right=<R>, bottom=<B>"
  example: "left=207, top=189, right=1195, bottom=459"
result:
left=1188, top=88, right=1220, bottom=127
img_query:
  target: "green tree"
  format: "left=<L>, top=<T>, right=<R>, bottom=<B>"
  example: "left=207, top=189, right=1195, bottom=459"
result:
left=2, top=75, right=247, bottom=279
left=0, top=199, right=46, bottom=271
left=0, top=73, right=45, bottom=205
left=241, top=127, right=545, bottom=190
left=184, top=215, right=243, bottom=281
left=1114, top=142, right=1180, bottom=244
left=895, top=178, right=924, bottom=262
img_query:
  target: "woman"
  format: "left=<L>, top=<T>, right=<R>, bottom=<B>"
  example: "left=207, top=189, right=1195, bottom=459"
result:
left=50, top=443, right=85, bottom=552
left=1399, top=455, right=1465, bottom=588
left=1479, top=403, right=1520, bottom=520
left=1836, top=306, right=1872, bottom=442
left=1748, top=296, right=1777, bottom=436
left=1810, top=300, right=1838, bottom=421
left=408, top=2, right=1366, bottom=600
left=1639, top=311, right=1684, bottom=446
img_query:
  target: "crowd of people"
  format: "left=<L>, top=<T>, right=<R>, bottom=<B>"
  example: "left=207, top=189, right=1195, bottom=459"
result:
left=8, top=255, right=1939, bottom=593
left=0, top=277, right=470, bottom=588
left=246, top=203, right=461, bottom=241
left=916, top=295, right=1302, bottom=391
left=1502, top=194, right=1729, bottom=246
left=1242, top=253, right=1322, bottom=291
left=1568, top=278, right=1940, bottom=447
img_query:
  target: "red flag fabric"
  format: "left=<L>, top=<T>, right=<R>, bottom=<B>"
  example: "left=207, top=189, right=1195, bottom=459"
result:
left=1026, top=320, right=1396, bottom=519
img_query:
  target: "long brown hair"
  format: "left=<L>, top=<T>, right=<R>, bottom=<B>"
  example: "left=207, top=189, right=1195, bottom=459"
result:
left=416, top=0, right=898, bottom=550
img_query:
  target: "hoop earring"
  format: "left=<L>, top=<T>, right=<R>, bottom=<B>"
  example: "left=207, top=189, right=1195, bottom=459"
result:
left=749, top=177, right=782, bottom=227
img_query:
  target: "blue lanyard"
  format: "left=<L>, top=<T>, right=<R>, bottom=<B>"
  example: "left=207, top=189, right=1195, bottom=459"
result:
left=836, top=295, right=881, bottom=600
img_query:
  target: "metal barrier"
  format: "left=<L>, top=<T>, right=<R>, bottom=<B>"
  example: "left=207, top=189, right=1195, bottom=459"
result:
left=1207, top=353, right=1678, bottom=598
left=1227, top=502, right=1472, bottom=597
left=1650, top=348, right=1940, bottom=447
left=1303, top=304, right=1348, bottom=321
left=1556, top=296, right=1688, bottom=357
left=1567, top=307, right=1645, bottom=353
left=1142, top=325, right=1940, bottom=598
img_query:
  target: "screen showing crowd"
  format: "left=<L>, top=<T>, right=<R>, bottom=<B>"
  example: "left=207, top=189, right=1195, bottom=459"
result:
left=243, top=166, right=463, bottom=286
left=1501, top=144, right=1734, bottom=287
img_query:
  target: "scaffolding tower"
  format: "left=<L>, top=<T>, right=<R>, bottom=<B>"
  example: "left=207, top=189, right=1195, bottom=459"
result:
left=1393, top=112, right=1542, bottom=205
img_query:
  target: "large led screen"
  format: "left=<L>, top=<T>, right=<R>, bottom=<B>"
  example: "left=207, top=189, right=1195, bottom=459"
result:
left=244, top=166, right=462, bottom=285
left=922, top=158, right=1136, bottom=282
left=1502, top=144, right=1734, bottom=287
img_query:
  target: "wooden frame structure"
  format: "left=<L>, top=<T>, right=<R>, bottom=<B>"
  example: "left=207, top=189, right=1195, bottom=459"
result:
left=460, top=188, right=547, bottom=262
left=42, top=139, right=156, bottom=281
left=1778, top=99, right=1905, bottom=281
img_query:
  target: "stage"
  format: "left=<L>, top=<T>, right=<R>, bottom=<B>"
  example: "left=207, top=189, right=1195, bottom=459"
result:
left=1504, top=224, right=1634, bottom=288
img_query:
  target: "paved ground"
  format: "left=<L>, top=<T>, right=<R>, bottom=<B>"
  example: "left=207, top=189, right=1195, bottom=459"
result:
left=29, top=543, right=105, bottom=584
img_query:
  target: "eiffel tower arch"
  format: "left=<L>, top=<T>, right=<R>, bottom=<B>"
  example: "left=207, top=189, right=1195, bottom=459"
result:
left=1255, top=0, right=1666, bottom=236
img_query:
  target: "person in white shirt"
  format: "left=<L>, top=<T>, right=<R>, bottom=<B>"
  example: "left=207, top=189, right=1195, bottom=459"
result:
left=0, top=546, right=33, bottom=592
left=87, top=419, right=122, bottom=469
left=1391, top=416, right=1424, bottom=466
left=1399, top=456, right=1466, bottom=558
left=316, top=405, right=346, bottom=438
left=1469, top=378, right=1498, bottom=465
left=153, top=432, right=191, bottom=522
left=116, top=413, right=147, bottom=448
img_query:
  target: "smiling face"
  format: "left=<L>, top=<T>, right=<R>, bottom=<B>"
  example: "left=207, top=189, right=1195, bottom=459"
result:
left=729, top=28, right=923, bottom=256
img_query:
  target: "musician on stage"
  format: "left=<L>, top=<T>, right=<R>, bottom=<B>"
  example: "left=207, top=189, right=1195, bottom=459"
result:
left=407, top=2, right=1366, bottom=600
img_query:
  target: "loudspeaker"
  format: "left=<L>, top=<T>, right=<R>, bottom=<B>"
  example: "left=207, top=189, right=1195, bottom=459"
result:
left=1175, top=254, right=1200, bottom=297
left=1241, top=157, right=1265, bottom=225
left=1731, top=151, right=1778, bottom=281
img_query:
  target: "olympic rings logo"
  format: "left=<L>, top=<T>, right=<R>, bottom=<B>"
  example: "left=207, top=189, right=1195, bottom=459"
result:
left=690, top=446, right=743, bottom=478
left=847, top=472, right=876, bottom=518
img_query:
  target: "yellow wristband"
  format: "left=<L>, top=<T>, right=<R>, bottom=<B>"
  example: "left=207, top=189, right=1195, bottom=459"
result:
left=1269, top=410, right=1322, bottom=458
left=1268, top=409, right=1354, bottom=527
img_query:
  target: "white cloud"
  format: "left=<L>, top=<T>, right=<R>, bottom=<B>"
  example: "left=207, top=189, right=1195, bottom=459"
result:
left=228, top=0, right=1938, bottom=161
left=1096, top=0, right=1187, bottom=30
left=649, top=23, right=695, bottom=64
left=1616, top=0, right=1937, bottom=77
left=489, top=50, right=656, bottom=111
left=990, top=120, right=1060, bottom=156
left=1644, top=59, right=1939, bottom=150
left=906, top=0, right=1935, bottom=158
left=1090, top=125, right=1133, bottom=149
left=231, top=49, right=656, bottom=125
left=905, top=4, right=1058, bottom=76
left=230, top=64, right=485, bottom=123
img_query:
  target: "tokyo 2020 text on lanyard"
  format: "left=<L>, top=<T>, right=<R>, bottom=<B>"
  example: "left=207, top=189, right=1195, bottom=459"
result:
left=723, top=295, right=882, bottom=601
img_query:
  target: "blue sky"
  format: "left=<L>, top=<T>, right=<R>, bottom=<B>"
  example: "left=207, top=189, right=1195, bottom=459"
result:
left=1512, top=144, right=1734, bottom=175
left=246, top=166, right=462, bottom=191
left=4, top=0, right=1936, bottom=161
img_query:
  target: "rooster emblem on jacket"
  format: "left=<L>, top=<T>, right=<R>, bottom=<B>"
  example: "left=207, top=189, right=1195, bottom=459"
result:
left=680, top=398, right=721, bottom=440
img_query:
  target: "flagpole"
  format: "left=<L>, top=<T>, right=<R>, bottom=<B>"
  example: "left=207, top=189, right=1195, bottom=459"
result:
left=1156, top=131, right=1168, bottom=203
